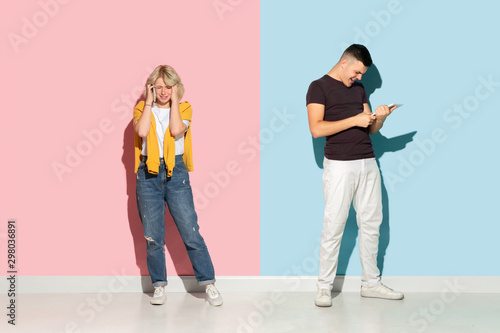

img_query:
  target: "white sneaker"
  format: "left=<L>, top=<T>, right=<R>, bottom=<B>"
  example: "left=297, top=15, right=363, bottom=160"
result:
left=315, top=289, right=332, bottom=307
left=205, top=284, right=223, bottom=306
left=150, top=286, right=166, bottom=305
left=361, top=284, right=404, bottom=300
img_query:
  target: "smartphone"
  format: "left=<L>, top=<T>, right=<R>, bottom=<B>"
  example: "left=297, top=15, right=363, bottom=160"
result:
left=388, top=103, right=403, bottom=109
left=152, top=87, right=156, bottom=104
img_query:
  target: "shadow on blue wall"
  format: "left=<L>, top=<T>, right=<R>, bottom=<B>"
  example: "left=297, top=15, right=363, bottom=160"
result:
left=311, top=64, right=416, bottom=278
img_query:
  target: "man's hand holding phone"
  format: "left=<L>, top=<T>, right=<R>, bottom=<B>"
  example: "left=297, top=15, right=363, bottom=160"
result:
left=372, top=103, right=402, bottom=120
left=355, top=111, right=376, bottom=128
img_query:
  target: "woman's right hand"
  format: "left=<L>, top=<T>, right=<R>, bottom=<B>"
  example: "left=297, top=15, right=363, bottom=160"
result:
left=145, top=83, right=155, bottom=105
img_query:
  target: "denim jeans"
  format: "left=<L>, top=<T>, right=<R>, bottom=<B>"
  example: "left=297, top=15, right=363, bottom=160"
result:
left=136, top=155, right=215, bottom=287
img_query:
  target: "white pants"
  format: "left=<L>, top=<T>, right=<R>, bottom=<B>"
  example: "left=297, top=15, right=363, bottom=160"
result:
left=318, top=158, right=382, bottom=290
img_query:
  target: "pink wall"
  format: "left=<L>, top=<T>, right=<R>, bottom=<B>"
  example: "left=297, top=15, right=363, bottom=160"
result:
left=0, top=0, right=259, bottom=276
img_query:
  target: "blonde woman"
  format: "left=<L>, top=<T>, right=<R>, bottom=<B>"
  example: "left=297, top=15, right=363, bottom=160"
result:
left=133, top=65, right=222, bottom=306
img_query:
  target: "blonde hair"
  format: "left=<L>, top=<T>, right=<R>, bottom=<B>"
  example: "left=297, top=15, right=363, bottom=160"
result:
left=144, top=65, right=185, bottom=100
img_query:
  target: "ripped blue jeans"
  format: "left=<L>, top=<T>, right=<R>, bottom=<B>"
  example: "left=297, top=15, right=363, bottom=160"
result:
left=136, top=155, right=215, bottom=287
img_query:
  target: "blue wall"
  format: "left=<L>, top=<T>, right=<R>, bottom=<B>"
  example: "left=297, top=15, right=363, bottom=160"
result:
left=260, top=0, right=500, bottom=276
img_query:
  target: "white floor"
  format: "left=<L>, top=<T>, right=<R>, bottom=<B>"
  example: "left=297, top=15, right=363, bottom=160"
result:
left=1, top=292, right=499, bottom=333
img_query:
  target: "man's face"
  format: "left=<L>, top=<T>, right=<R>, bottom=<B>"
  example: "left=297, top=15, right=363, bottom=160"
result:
left=342, top=58, right=368, bottom=87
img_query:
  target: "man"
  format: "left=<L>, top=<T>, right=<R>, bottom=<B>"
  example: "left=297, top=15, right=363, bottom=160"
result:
left=306, top=44, right=403, bottom=307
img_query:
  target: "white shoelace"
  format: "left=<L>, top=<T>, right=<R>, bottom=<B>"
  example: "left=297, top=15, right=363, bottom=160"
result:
left=153, top=287, right=164, bottom=297
left=206, top=285, right=219, bottom=298
left=379, top=284, right=395, bottom=292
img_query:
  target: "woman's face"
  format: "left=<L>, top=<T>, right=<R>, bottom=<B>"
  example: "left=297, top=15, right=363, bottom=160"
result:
left=154, top=77, right=173, bottom=107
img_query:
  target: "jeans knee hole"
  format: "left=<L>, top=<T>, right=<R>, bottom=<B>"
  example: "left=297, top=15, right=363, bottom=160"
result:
left=145, top=236, right=155, bottom=245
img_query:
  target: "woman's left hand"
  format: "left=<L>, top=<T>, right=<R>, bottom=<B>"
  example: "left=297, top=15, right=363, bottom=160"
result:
left=171, top=85, right=179, bottom=103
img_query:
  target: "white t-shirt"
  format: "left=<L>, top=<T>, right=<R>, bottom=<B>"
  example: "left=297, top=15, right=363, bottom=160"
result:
left=141, top=106, right=190, bottom=157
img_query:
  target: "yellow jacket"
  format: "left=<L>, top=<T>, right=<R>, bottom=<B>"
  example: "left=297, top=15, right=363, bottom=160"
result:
left=133, top=101, right=194, bottom=177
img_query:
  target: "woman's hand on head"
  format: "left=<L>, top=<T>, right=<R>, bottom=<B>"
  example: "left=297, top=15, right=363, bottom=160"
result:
left=171, top=85, right=179, bottom=103
left=146, top=84, right=155, bottom=104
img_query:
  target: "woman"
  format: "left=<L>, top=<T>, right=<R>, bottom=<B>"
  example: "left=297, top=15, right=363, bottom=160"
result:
left=133, top=65, right=222, bottom=306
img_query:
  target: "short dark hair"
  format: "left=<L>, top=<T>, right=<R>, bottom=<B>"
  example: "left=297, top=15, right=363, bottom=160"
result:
left=342, top=44, right=372, bottom=67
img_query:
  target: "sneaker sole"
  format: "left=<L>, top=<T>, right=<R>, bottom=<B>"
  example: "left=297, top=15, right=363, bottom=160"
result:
left=150, top=299, right=166, bottom=305
left=315, top=300, right=332, bottom=307
left=208, top=300, right=223, bottom=306
left=360, top=292, right=404, bottom=300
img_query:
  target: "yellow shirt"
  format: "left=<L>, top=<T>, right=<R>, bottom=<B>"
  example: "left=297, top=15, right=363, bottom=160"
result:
left=133, top=101, right=194, bottom=177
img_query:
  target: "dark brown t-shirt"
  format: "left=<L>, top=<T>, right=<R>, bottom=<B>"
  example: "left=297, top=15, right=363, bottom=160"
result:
left=306, top=75, right=375, bottom=160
